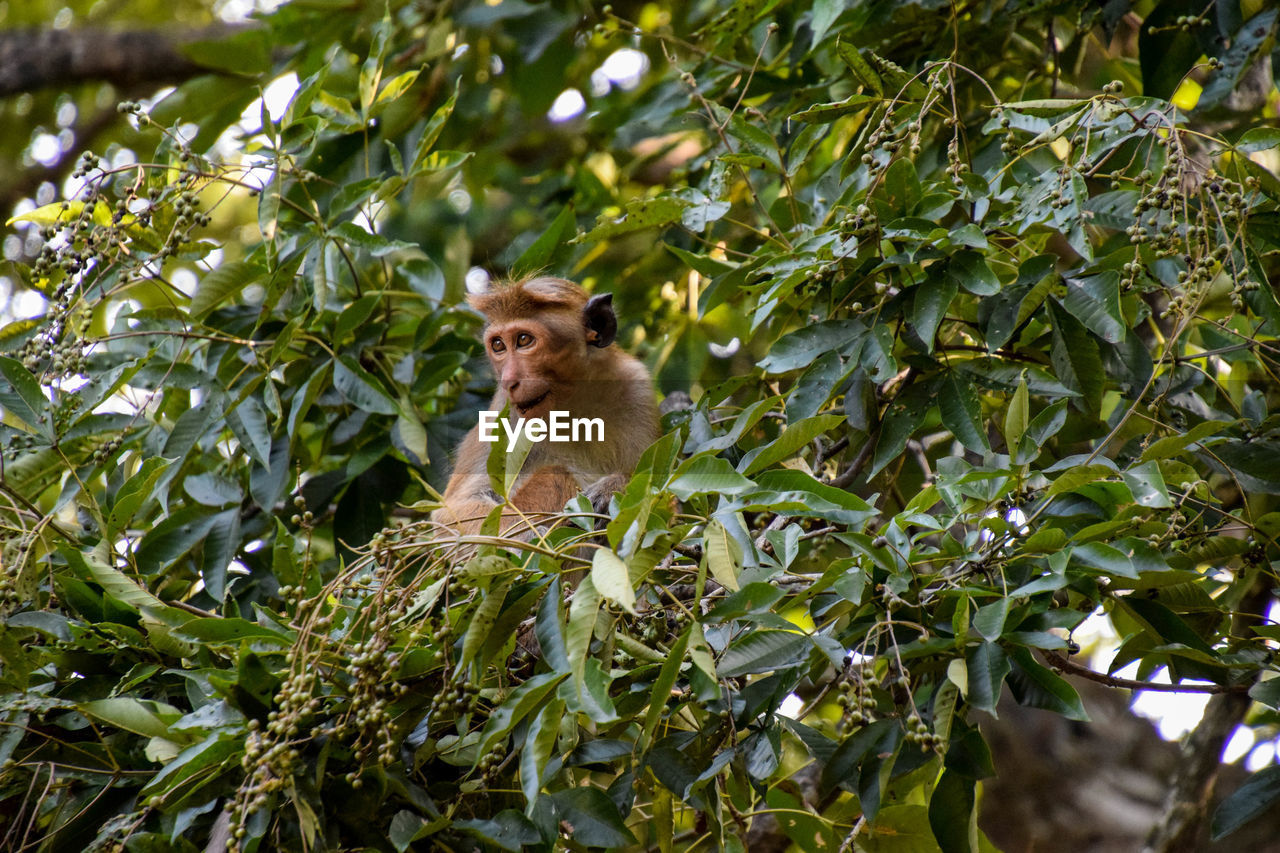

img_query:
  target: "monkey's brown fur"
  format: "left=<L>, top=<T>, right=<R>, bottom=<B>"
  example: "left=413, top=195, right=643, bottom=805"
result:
left=434, top=276, right=660, bottom=535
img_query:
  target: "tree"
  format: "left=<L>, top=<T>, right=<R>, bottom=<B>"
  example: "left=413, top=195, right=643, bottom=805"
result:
left=2, top=1, right=1279, bottom=851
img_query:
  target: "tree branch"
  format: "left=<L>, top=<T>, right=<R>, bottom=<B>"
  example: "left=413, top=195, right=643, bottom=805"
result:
left=1042, top=650, right=1250, bottom=694
left=0, top=25, right=246, bottom=98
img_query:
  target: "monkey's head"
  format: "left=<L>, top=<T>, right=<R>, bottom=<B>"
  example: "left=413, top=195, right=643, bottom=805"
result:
left=468, top=276, right=617, bottom=418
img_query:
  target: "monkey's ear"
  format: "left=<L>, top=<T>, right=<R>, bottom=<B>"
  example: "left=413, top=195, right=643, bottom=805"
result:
left=583, top=293, right=617, bottom=348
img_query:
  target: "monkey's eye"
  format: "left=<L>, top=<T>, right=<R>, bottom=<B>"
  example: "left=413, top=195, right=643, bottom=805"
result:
left=515, top=332, right=534, bottom=348
left=490, top=337, right=506, bottom=353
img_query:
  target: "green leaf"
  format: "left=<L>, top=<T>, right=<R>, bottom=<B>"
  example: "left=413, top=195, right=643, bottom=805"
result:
left=458, top=579, right=512, bottom=673
left=929, top=770, right=977, bottom=853
left=402, top=257, right=446, bottom=304
left=939, top=373, right=990, bottom=454
left=134, top=506, right=220, bottom=570
left=981, top=255, right=1057, bottom=350
left=520, top=699, right=564, bottom=805
left=513, top=204, right=576, bottom=275
left=865, top=49, right=928, bottom=98
left=410, top=84, right=458, bottom=174
left=727, top=114, right=782, bottom=171
left=1207, top=440, right=1280, bottom=494
left=65, top=548, right=166, bottom=611
left=703, top=519, right=742, bottom=592
left=792, top=94, right=878, bottom=123
left=1198, top=8, right=1279, bottom=110
left=287, top=365, right=329, bottom=438
left=456, top=554, right=516, bottom=582
left=1071, top=541, right=1139, bottom=578
left=718, top=630, right=809, bottom=677
left=565, top=576, right=601, bottom=682
left=759, top=319, right=865, bottom=374
left=6, top=199, right=84, bottom=227
left=965, top=641, right=1010, bottom=715
left=1046, top=463, right=1115, bottom=497
left=869, top=380, right=935, bottom=478
left=910, top=267, right=957, bottom=351
left=591, top=548, right=637, bottom=614
left=1211, top=765, right=1280, bottom=840
left=1002, top=376, right=1029, bottom=455
left=374, top=69, right=420, bottom=105
left=190, top=261, right=260, bottom=319
left=455, top=812, right=540, bottom=852
left=1006, top=647, right=1089, bottom=721
left=330, top=222, right=418, bottom=257
left=416, top=149, right=472, bottom=176
left=390, top=811, right=432, bottom=853
left=333, top=355, right=397, bottom=415
left=1063, top=272, right=1125, bottom=344
left=835, top=39, right=883, bottom=94
left=185, top=471, right=242, bottom=507
left=1120, top=597, right=1214, bottom=654
left=176, top=616, right=293, bottom=646
left=739, top=413, right=842, bottom=476
left=642, top=627, right=690, bottom=746
left=882, top=158, right=923, bottom=214
left=1141, top=419, right=1230, bottom=461
left=334, top=294, right=381, bottom=342
left=225, top=393, right=273, bottom=470
left=667, top=455, right=755, bottom=500
left=578, top=196, right=690, bottom=242
left=476, top=672, right=566, bottom=759
left=664, top=243, right=737, bottom=278
left=80, top=697, right=181, bottom=740
left=1237, top=127, right=1280, bottom=153
left=0, top=318, right=40, bottom=347
left=972, top=599, right=1008, bottom=641
left=138, top=733, right=238, bottom=808
left=108, top=457, right=173, bottom=534
left=393, top=403, right=429, bottom=465
left=0, top=355, right=52, bottom=438
left=1122, top=460, right=1172, bottom=508
left=688, top=621, right=718, bottom=699
left=1249, top=679, right=1280, bottom=710
left=947, top=250, right=1000, bottom=295
left=549, top=787, right=638, bottom=848
left=809, top=0, right=842, bottom=48
left=741, top=470, right=876, bottom=527
left=1047, top=298, right=1103, bottom=412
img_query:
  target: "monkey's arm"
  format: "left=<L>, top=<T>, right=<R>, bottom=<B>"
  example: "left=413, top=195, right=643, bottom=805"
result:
left=584, top=472, right=629, bottom=515
left=436, top=430, right=581, bottom=535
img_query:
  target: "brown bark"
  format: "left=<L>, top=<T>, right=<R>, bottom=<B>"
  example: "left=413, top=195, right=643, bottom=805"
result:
left=1140, top=584, right=1274, bottom=852
left=0, top=25, right=244, bottom=98
left=981, top=680, right=1280, bottom=853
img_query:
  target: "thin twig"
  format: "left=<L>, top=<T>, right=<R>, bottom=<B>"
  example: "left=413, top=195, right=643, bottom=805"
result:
left=1042, top=650, right=1249, bottom=694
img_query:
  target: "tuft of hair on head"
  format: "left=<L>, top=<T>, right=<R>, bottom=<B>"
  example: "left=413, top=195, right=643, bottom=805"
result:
left=468, top=275, right=589, bottom=322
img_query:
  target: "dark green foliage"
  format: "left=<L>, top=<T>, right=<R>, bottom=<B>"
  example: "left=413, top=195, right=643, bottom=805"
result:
left=1, top=1, right=1279, bottom=851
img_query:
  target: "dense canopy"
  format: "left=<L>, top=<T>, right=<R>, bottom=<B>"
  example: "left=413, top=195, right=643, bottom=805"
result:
left=2, top=1, right=1280, bottom=851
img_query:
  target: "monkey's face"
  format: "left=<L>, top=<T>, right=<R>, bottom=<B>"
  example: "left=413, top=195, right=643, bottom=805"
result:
left=484, top=315, right=584, bottom=418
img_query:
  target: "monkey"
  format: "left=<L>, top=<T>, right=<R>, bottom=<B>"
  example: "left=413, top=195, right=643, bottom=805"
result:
left=434, top=276, right=660, bottom=536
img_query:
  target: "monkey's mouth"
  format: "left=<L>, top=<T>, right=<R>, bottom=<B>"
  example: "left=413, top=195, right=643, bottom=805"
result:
left=514, top=392, right=549, bottom=415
